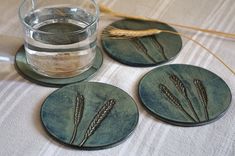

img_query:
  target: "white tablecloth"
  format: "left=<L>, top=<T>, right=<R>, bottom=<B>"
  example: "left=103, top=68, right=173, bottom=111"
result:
left=0, top=0, right=234, bottom=156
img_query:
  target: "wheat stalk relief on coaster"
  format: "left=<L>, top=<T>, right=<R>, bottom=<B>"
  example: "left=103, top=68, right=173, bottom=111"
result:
left=169, top=74, right=200, bottom=122
left=70, top=92, right=85, bottom=144
left=69, top=91, right=116, bottom=146
left=79, top=99, right=116, bottom=146
left=193, top=79, right=209, bottom=120
left=149, top=35, right=168, bottom=60
left=129, top=38, right=158, bottom=63
left=159, top=84, right=196, bottom=122
left=159, top=75, right=210, bottom=122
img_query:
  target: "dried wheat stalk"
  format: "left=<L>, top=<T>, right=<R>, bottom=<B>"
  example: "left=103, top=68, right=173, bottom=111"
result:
left=99, top=4, right=235, bottom=39
left=103, top=26, right=161, bottom=38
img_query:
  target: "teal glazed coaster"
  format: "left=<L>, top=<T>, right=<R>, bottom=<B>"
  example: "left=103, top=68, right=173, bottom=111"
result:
left=101, top=19, right=182, bottom=67
left=15, top=46, right=103, bottom=87
left=139, top=64, right=232, bottom=126
left=40, top=82, right=139, bottom=150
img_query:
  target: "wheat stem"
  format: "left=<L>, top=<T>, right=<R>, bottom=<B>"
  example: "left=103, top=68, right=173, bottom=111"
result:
left=99, top=4, right=235, bottom=39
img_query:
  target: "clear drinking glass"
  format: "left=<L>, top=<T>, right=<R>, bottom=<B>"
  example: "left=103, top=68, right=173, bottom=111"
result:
left=19, top=0, right=99, bottom=78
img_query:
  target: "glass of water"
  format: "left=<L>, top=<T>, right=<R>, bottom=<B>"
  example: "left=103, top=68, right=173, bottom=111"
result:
left=19, top=0, right=99, bottom=78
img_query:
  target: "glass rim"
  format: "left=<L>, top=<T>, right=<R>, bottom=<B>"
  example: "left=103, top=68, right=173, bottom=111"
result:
left=18, top=0, right=100, bottom=35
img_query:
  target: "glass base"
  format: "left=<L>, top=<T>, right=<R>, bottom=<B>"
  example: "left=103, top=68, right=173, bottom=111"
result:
left=29, top=62, right=94, bottom=78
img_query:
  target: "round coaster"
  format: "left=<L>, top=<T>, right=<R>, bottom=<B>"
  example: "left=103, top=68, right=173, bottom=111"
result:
left=15, top=46, right=103, bottom=87
left=101, top=19, right=182, bottom=67
left=40, top=82, right=139, bottom=150
left=139, top=64, right=232, bottom=126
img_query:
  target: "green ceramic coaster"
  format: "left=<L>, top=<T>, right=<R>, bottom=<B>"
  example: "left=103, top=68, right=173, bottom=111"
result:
left=101, top=19, right=182, bottom=66
left=139, top=64, right=232, bottom=126
left=15, top=46, right=103, bottom=87
left=40, top=82, right=139, bottom=150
